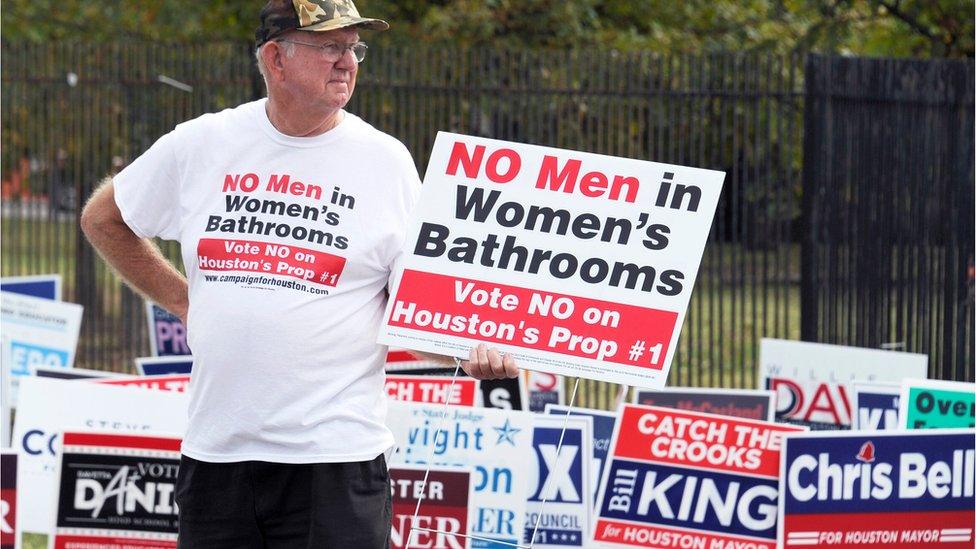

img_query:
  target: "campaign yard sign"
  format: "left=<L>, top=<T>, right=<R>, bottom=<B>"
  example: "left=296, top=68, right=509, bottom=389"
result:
left=632, top=387, right=774, bottom=421
left=1, top=450, right=16, bottom=549
left=759, top=339, right=927, bottom=430
left=0, top=275, right=62, bottom=301
left=386, top=401, right=534, bottom=549
left=379, top=133, right=724, bottom=390
left=1, top=291, right=83, bottom=403
left=51, top=432, right=181, bottom=549
left=851, top=382, right=900, bottom=431
left=135, top=357, right=193, bottom=376
left=899, top=379, right=975, bottom=429
left=593, top=404, right=804, bottom=549
left=386, top=375, right=480, bottom=407
left=525, top=371, right=565, bottom=413
left=145, top=303, right=190, bottom=357
left=33, top=368, right=124, bottom=381
left=11, top=377, right=188, bottom=539
left=94, top=375, right=191, bottom=393
left=390, top=464, right=473, bottom=549
left=524, top=415, right=592, bottom=548
left=779, top=429, right=975, bottom=548
left=385, top=363, right=528, bottom=412
left=545, top=405, right=617, bottom=507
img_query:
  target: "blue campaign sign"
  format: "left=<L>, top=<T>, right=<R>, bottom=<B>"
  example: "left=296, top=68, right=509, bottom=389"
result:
left=545, top=404, right=617, bottom=506
left=525, top=415, right=592, bottom=548
left=10, top=341, right=69, bottom=375
left=780, top=430, right=976, bottom=548
left=0, top=274, right=61, bottom=301
left=599, top=460, right=779, bottom=540
left=852, top=382, right=900, bottom=430
left=136, top=356, right=193, bottom=376
left=145, top=303, right=190, bottom=356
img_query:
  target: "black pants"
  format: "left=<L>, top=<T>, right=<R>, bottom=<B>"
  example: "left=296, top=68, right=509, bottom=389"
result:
left=175, top=454, right=392, bottom=548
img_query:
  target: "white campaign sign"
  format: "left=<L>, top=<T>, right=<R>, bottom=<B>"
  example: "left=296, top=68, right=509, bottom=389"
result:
left=525, top=371, right=565, bottom=413
left=386, top=400, right=534, bottom=549
left=11, top=377, right=188, bottom=537
left=1, top=291, right=82, bottom=405
left=379, top=133, right=724, bottom=389
left=759, top=339, right=927, bottom=429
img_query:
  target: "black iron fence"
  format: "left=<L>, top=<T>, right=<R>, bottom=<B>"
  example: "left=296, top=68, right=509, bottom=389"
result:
left=2, top=42, right=971, bottom=407
left=802, top=54, right=975, bottom=382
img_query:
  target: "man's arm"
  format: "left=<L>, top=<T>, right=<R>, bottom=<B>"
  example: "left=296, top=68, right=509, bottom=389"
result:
left=80, top=179, right=189, bottom=323
left=412, top=345, right=518, bottom=380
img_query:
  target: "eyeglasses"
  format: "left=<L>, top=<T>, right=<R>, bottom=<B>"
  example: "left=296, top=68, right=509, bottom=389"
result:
left=276, top=39, right=368, bottom=63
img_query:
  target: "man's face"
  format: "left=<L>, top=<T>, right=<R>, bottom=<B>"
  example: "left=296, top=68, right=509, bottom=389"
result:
left=276, top=27, right=360, bottom=111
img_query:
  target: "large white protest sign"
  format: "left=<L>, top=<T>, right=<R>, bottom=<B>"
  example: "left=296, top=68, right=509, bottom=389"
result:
left=759, top=339, right=927, bottom=430
left=386, top=401, right=534, bottom=549
left=11, top=377, right=188, bottom=538
left=1, top=291, right=82, bottom=405
left=379, top=133, right=724, bottom=389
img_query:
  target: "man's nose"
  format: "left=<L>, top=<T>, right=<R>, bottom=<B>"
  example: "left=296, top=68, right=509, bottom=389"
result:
left=334, top=47, right=358, bottom=70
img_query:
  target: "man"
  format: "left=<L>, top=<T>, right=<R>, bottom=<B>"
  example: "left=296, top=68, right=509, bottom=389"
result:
left=80, top=1, right=517, bottom=547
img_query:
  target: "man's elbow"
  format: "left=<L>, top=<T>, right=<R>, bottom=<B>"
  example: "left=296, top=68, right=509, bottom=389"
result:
left=80, top=182, right=122, bottom=240
left=79, top=198, right=107, bottom=239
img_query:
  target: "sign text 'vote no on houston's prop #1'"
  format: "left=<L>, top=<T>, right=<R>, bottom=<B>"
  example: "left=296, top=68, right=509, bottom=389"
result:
left=380, top=133, right=724, bottom=389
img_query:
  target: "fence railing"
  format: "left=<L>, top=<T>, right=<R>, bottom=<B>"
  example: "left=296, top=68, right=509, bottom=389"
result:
left=3, top=42, right=970, bottom=406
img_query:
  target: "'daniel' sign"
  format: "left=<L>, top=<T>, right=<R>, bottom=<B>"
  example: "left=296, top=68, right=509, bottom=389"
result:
left=51, top=431, right=182, bottom=549
left=380, top=133, right=724, bottom=389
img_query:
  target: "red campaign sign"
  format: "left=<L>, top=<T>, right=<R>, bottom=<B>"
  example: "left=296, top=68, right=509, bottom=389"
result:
left=385, top=375, right=479, bottom=407
left=613, top=405, right=804, bottom=477
left=784, top=510, right=975, bottom=548
left=594, top=519, right=775, bottom=549
left=390, top=467, right=471, bottom=549
left=95, top=375, right=191, bottom=393
left=196, top=238, right=346, bottom=286
left=54, top=535, right=173, bottom=549
left=1, top=452, right=15, bottom=549
left=388, top=270, right=678, bottom=369
left=387, top=349, right=422, bottom=363
left=61, top=432, right=183, bottom=453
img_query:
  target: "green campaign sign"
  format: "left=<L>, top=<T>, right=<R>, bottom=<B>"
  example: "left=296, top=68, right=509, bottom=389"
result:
left=900, top=379, right=975, bottom=429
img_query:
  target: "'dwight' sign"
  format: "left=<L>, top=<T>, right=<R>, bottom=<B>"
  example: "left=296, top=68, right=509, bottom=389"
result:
left=381, top=133, right=723, bottom=389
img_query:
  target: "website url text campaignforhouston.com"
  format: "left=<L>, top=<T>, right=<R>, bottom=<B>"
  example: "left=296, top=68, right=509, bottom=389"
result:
left=203, top=274, right=329, bottom=295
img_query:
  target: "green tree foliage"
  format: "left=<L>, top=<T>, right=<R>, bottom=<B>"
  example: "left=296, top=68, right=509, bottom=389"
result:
left=2, top=0, right=971, bottom=57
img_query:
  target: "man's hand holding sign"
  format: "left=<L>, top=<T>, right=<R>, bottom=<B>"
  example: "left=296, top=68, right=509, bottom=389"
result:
left=381, top=132, right=724, bottom=389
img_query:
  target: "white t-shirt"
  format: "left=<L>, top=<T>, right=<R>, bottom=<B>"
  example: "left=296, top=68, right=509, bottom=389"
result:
left=114, top=99, right=420, bottom=463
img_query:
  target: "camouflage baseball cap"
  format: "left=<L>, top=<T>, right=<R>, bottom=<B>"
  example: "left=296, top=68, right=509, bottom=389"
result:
left=256, top=0, right=389, bottom=47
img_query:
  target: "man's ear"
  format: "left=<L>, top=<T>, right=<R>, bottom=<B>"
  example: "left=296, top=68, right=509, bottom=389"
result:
left=262, top=42, right=287, bottom=81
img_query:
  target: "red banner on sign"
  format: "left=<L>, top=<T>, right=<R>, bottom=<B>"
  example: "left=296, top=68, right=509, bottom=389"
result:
left=197, top=238, right=346, bottom=286
left=612, top=405, right=803, bottom=477
left=385, top=375, right=479, bottom=406
left=388, top=270, right=677, bottom=369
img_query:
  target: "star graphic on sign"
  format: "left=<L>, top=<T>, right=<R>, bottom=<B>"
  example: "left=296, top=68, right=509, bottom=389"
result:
left=493, top=419, right=521, bottom=446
